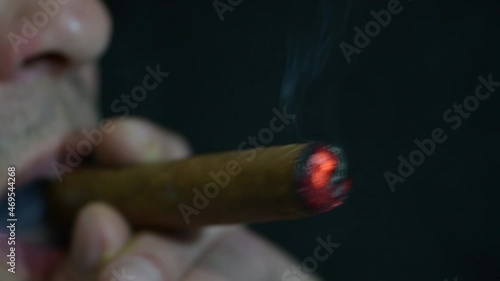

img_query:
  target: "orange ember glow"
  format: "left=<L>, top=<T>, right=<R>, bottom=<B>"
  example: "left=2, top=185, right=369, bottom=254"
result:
left=309, top=150, right=338, bottom=189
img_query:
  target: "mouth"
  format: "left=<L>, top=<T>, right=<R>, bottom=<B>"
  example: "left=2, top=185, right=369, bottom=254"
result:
left=0, top=151, right=72, bottom=279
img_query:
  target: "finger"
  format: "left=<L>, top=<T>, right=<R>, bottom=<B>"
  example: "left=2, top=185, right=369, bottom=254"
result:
left=51, top=203, right=130, bottom=281
left=97, top=226, right=240, bottom=281
left=181, top=229, right=308, bottom=281
left=93, top=117, right=191, bottom=165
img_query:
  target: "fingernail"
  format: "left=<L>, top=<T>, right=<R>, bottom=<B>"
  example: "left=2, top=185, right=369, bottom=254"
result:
left=123, top=122, right=163, bottom=162
left=101, top=257, right=162, bottom=281
left=70, top=208, right=101, bottom=271
left=143, top=137, right=163, bottom=162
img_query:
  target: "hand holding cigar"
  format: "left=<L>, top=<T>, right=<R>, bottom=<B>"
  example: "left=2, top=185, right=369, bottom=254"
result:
left=1, top=118, right=351, bottom=280
left=38, top=119, right=336, bottom=280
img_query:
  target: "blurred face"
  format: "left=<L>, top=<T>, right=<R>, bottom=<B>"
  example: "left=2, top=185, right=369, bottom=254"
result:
left=0, top=0, right=111, bottom=185
left=0, top=0, right=111, bottom=276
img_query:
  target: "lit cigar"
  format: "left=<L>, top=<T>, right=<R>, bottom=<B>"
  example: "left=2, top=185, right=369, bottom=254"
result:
left=49, top=143, right=351, bottom=229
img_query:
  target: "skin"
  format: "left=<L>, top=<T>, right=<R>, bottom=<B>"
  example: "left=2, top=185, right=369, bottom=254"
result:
left=0, top=0, right=321, bottom=280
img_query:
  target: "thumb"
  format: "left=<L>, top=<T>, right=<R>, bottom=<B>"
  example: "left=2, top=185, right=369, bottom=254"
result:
left=93, top=117, right=191, bottom=166
left=51, top=203, right=130, bottom=281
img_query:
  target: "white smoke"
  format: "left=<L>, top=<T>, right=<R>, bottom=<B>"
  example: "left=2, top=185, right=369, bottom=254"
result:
left=280, top=0, right=352, bottom=140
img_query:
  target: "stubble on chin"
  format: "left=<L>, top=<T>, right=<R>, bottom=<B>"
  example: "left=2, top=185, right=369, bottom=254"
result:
left=0, top=73, right=99, bottom=185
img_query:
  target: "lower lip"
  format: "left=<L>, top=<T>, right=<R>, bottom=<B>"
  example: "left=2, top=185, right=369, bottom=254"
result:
left=0, top=179, right=65, bottom=279
left=10, top=60, right=62, bottom=85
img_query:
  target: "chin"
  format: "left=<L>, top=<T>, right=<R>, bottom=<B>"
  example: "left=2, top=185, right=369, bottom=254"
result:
left=0, top=73, right=99, bottom=279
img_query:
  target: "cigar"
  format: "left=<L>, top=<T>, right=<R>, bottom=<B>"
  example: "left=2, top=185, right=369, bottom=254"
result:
left=49, top=143, right=351, bottom=230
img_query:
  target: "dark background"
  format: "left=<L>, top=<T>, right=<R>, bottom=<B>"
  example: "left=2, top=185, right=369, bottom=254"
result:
left=100, top=0, right=500, bottom=280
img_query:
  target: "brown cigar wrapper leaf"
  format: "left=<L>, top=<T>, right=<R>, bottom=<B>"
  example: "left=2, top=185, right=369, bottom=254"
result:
left=49, top=144, right=316, bottom=230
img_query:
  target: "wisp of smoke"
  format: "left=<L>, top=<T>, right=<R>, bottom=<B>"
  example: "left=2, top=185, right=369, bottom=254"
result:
left=280, top=0, right=351, bottom=140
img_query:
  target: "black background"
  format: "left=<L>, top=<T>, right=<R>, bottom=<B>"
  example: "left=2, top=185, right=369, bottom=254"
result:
left=100, top=0, right=500, bottom=280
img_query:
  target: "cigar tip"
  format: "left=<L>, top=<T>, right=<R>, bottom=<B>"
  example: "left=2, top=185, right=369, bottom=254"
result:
left=296, top=143, right=352, bottom=213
